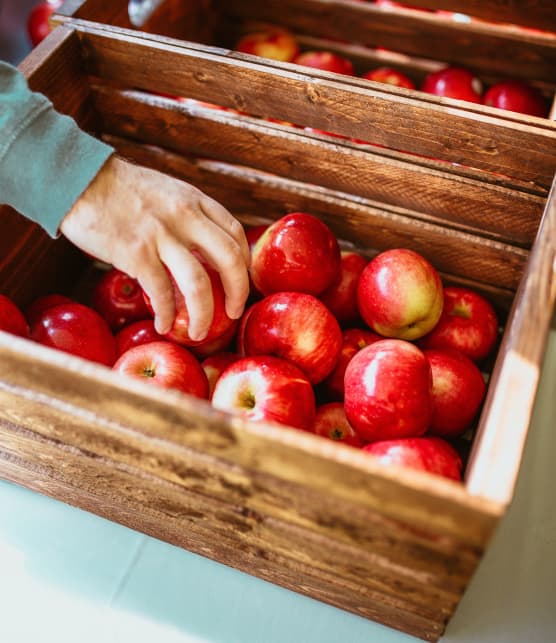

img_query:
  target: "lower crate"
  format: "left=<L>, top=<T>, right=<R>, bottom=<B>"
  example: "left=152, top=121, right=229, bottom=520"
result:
left=1, top=21, right=556, bottom=641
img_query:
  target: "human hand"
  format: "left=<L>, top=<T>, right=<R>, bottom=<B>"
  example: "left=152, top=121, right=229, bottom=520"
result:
left=60, top=156, right=250, bottom=339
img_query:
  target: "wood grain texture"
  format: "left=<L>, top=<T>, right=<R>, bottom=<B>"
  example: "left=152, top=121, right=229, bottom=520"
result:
left=104, top=134, right=528, bottom=295
left=18, top=25, right=98, bottom=132
left=71, top=22, right=556, bottom=189
left=377, top=0, right=556, bottom=33
left=92, top=86, right=546, bottom=247
left=466, top=176, right=556, bottom=503
left=218, top=0, right=556, bottom=84
left=0, top=423, right=459, bottom=641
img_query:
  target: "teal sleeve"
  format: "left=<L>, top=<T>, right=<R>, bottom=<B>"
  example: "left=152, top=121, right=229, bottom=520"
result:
left=0, top=60, right=114, bottom=238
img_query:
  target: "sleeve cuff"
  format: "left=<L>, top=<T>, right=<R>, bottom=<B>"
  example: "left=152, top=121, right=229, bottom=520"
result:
left=1, top=106, right=114, bottom=238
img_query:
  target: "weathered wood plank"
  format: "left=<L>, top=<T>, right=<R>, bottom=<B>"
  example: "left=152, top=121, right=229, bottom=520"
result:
left=93, top=86, right=546, bottom=246
left=69, top=21, right=556, bottom=188
left=0, top=427, right=455, bottom=641
left=219, top=0, right=556, bottom=84
left=467, top=176, right=556, bottom=502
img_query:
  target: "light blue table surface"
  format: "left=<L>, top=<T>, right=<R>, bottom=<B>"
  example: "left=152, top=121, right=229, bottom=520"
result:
left=1, top=331, right=555, bottom=643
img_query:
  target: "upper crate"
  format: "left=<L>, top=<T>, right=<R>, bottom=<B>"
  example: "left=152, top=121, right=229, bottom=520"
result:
left=54, top=0, right=556, bottom=119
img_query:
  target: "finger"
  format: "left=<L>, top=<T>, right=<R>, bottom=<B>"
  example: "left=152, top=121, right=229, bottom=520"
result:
left=135, top=260, right=176, bottom=335
left=182, top=223, right=250, bottom=320
left=199, top=196, right=250, bottom=266
left=158, top=241, right=213, bottom=342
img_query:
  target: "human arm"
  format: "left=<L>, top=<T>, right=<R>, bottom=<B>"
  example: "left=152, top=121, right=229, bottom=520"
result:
left=0, top=61, right=250, bottom=337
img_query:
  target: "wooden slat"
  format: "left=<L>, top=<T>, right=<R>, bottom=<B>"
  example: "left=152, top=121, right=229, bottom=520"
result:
left=56, top=0, right=132, bottom=27
left=466, top=176, right=556, bottom=503
left=218, top=0, right=556, bottom=84
left=93, top=87, right=545, bottom=247
left=0, top=425, right=458, bottom=642
left=104, top=133, right=528, bottom=293
left=386, top=1, right=556, bottom=33
left=0, top=405, right=478, bottom=599
left=0, top=332, right=502, bottom=546
left=67, top=21, right=556, bottom=188
left=18, top=23, right=98, bottom=132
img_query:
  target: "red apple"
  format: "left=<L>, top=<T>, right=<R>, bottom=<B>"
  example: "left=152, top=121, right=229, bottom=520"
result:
left=30, top=302, right=116, bottom=366
left=92, top=268, right=152, bottom=330
left=424, top=348, right=486, bottom=437
left=344, top=339, right=433, bottom=441
left=235, top=28, right=299, bottom=62
left=419, top=286, right=499, bottom=362
left=25, top=294, right=73, bottom=327
left=311, top=402, right=364, bottom=447
left=115, top=319, right=164, bottom=357
left=212, top=355, right=316, bottom=431
left=363, top=67, right=416, bottom=89
left=362, top=437, right=463, bottom=481
left=483, top=80, right=547, bottom=118
left=144, top=265, right=235, bottom=347
left=201, top=351, right=241, bottom=399
left=250, top=212, right=341, bottom=296
left=0, top=294, right=29, bottom=338
left=241, top=292, right=343, bottom=384
left=27, top=0, right=63, bottom=47
left=421, top=66, right=483, bottom=104
left=114, top=341, right=209, bottom=399
left=321, top=327, right=382, bottom=400
left=357, top=248, right=443, bottom=340
left=189, top=318, right=239, bottom=359
left=319, top=250, right=368, bottom=326
left=293, top=51, right=355, bottom=76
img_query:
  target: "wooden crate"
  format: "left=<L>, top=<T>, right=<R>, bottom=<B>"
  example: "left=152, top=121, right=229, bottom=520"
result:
left=1, top=21, right=556, bottom=641
left=53, top=0, right=556, bottom=121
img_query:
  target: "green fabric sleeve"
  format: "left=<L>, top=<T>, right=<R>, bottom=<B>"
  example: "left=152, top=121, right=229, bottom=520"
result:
left=0, top=60, right=114, bottom=238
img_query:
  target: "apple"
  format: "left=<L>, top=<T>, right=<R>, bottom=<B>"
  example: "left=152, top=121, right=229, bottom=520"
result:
left=356, top=248, right=443, bottom=340
left=424, top=348, right=486, bottom=437
left=144, top=264, right=235, bottom=347
left=201, top=351, right=241, bottom=399
left=189, top=318, right=239, bottom=359
left=250, top=212, right=341, bottom=296
left=212, top=355, right=316, bottom=431
left=344, top=339, right=433, bottom=441
left=30, top=302, right=116, bottom=366
left=421, top=66, right=483, bottom=104
left=293, top=51, right=355, bottom=76
left=362, top=437, right=463, bottom=481
left=483, top=80, right=547, bottom=118
left=241, top=291, right=343, bottom=384
left=362, top=67, right=416, bottom=89
left=311, top=402, right=365, bottom=447
left=115, top=319, right=164, bottom=357
left=235, top=28, right=299, bottom=62
left=114, top=341, right=209, bottom=399
left=319, top=250, right=368, bottom=326
left=25, top=294, right=73, bottom=327
left=419, top=286, right=499, bottom=362
left=321, top=327, right=382, bottom=401
left=0, top=294, right=29, bottom=338
left=27, top=0, right=63, bottom=47
left=92, top=268, right=152, bottom=330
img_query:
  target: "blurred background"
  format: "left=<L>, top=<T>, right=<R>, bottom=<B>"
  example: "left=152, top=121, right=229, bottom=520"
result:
left=0, top=0, right=42, bottom=63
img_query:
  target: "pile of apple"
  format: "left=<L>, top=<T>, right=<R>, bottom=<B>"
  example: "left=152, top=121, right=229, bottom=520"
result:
left=0, top=211, right=500, bottom=483
left=234, top=24, right=549, bottom=119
